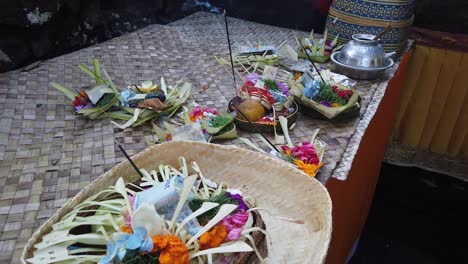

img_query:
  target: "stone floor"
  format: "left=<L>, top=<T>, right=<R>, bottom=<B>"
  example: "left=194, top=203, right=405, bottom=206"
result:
left=0, top=12, right=403, bottom=263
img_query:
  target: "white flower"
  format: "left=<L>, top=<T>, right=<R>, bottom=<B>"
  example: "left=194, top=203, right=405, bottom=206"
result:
left=26, top=8, right=52, bottom=25
left=226, top=188, right=243, bottom=195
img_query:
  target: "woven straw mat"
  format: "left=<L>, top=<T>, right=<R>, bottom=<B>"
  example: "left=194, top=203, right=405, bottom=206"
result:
left=0, top=11, right=404, bottom=263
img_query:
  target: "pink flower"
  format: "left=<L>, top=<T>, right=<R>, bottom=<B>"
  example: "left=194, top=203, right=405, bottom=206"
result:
left=291, top=142, right=320, bottom=165
left=281, top=145, right=291, bottom=151
left=190, top=106, right=219, bottom=122
left=281, top=145, right=292, bottom=155
left=126, top=195, right=136, bottom=225
left=203, top=107, right=219, bottom=115
left=73, top=96, right=92, bottom=112
left=337, top=90, right=348, bottom=98
left=221, top=212, right=249, bottom=240
left=189, top=106, right=203, bottom=121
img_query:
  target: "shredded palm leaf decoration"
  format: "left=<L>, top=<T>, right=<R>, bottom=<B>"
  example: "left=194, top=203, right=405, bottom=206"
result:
left=28, top=158, right=269, bottom=264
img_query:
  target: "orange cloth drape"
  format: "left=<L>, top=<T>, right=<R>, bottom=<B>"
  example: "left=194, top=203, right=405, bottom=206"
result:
left=326, top=52, right=412, bottom=264
left=393, top=44, right=468, bottom=159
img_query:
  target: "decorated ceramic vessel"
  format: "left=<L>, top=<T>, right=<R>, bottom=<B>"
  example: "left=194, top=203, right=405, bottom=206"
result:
left=325, top=0, right=415, bottom=52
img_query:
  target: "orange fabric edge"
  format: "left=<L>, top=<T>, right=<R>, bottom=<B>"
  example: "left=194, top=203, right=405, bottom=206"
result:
left=325, top=51, right=412, bottom=264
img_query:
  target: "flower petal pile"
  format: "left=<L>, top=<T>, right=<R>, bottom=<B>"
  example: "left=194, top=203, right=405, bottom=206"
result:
left=280, top=142, right=324, bottom=177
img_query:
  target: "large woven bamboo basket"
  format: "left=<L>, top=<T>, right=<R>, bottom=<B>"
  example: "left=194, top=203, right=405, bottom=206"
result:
left=21, top=141, right=332, bottom=264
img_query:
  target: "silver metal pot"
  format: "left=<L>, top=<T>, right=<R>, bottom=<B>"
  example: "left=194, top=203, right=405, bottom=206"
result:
left=331, top=52, right=394, bottom=80
left=331, top=34, right=395, bottom=79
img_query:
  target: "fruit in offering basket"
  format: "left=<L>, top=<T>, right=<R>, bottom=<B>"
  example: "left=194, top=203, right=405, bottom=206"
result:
left=236, top=99, right=265, bottom=122
left=137, top=98, right=168, bottom=110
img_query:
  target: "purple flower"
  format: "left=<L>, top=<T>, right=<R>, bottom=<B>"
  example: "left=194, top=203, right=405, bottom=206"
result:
left=75, top=103, right=93, bottom=112
left=216, top=255, right=234, bottom=264
left=320, top=101, right=331, bottom=107
left=226, top=192, right=248, bottom=212
left=245, top=73, right=260, bottom=84
left=275, top=81, right=290, bottom=96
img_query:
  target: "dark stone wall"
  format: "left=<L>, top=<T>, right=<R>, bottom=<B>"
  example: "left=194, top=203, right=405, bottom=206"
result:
left=0, top=0, right=334, bottom=73
left=0, top=0, right=183, bottom=72
left=413, top=0, right=468, bottom=34
left=221, top=0, right=331, bottom=33
left=0, top=0, right=465, bottom=73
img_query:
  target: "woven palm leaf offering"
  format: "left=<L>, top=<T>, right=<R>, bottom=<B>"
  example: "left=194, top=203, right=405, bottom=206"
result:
left=109, top=77, right=192, bottom=128
left=215, top=41, right=287, bottom=74
left=151, top=105, right=237, bottom=143
left=25, top=157, right=266, bottom=264
left=240, top=115, right=326, bottom=177
left=227, top=66, right=298, bottom=133
left=51, top=58, right=120, bottom=120
left=289, top=69, right=360, bottom=119
left=297, top=29, right=342, bottom=63
left=22, top=142, right=332, bottom=263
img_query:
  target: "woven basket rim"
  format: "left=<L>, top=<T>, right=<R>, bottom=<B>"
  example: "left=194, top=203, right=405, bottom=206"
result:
left=21, top=141, right=332, bottom=264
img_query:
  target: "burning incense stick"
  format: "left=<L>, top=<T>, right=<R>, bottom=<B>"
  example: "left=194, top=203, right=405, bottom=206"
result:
left=222, top=10, right=279, bottom=153
left=114, top=138, right=144, bottom=178
left=373, top=24, right=391, bottom=40
left=293, top=31, right=326, bottom=83
left=223, top=10, right=238, bottom=95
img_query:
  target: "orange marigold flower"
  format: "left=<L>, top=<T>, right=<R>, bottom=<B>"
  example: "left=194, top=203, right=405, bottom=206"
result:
left=120, top=225, right=133, bottom=234
left=199, top=224, right=227, bottom=250
left=189, top=115, right=199, bottom=122
left=294, top=159, right=324, bottom=177
left=151, top=235, right=189, bottom=264
left=294, top=72, right=302, bottom=80
left=80, top=90, right=88, bottom=99
left=331, top=103, right=340, bottom=107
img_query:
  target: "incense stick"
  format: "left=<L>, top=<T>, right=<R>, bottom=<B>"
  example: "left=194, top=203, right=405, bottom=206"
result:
left=222, top=10, right=279, bottom=153
left=114, top=138, right=144, bottom=178
left=223, top=10, right=238, bottom=95
left=292, top=31, right=326, bottom=83
left=373, top=24, right=391, bottom=40
left=134, top=84, right=143, bottom=93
